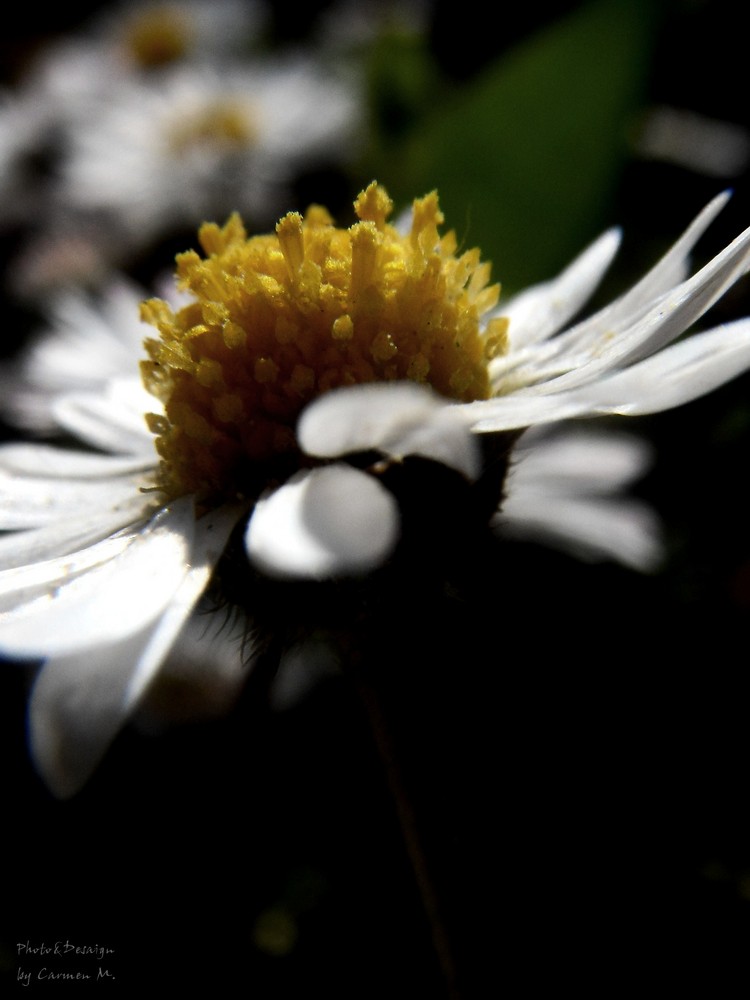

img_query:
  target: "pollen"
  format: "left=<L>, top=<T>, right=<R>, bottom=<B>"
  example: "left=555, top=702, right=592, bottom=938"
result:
left=140, top=182, right=508, bottom=500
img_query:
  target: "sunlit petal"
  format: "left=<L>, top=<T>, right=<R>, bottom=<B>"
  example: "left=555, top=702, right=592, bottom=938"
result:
left=496, top=493, right=664, bottom=572
left=499, top=227, right=622, bottom=349
left=0, top=498, right=196, bottom=655
left=298, top=382, right=481, bottom=480
left=27, top=502, right=242, bottom=798
left=0, top=496, right=153, bottom=570
left=246, top=464, right=399, bottom=579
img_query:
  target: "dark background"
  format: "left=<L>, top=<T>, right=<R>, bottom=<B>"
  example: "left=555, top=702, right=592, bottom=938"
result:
left=2, top=1, right=750, bottom=995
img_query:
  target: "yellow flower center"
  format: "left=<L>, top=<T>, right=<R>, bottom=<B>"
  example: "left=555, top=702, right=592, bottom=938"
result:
left=140, top=182, right=509, bottom=501
left=124, top=6, right=193, bottom=67
left=167, top=101, right=257, bottom=155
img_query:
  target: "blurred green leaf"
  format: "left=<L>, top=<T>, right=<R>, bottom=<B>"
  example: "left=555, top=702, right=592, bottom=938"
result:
left=370, top=0, right=660, bottom=294
left=364, top=29, right=442, bottom=149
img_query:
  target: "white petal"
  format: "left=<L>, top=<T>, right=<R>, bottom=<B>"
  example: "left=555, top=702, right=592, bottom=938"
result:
left=29, top=625, right=171, bottom=799
left=0, top=441, right=154, bottom=478
left=499, top=426, right=662, bottom=571
left=577, top=190, right=732, bottom=336
left=51, top=383, right=155, bottom=454
left=508, top=427, right=654, bottom=493
left=298, top=381, right=443, bottom=456
left=246, top=465, right=399, bottom=579
left=27, top=503, right=242, bottom=799
left=0, top=496, right=151, bottom=569
left=0, top=470, right=147, bottom=529
left=499, top=226, right=622, bottom=348
left=0, top=530, right=139, bottom=611
left=529, top=219, right=750, bottom=393
left=0, top=497, right=196, bottom=656
left=491, top=191, right=739, bottom=393
left=372, top=405, right=482, bottom=480
left=298, top=382, right=481, bottom=479
left=454, top=392, right=593, bottom=432
left=460, top=317, right=750, bottom=430
left=21, top=279, right=147, bottom=390
left=503, top=191, right=730, bottom=358
left=578, top=317, right=750, bottom=416
left=495, top=494, right=664, bottom=572
left=122, top=503, right=244, bottom=708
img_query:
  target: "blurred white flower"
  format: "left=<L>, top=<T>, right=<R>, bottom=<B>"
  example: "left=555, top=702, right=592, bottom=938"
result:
left=1, top=181, right=750, bottom=797
left=0, top=0, right=271, bottom=236
left=22, top=0, right=270, bottom=105
left=57, top=59, right=362, bottom=246
left=92, top=0, right=271, bottom=68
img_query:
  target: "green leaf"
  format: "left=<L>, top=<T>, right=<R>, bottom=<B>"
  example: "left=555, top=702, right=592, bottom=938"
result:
left=373, top=0, right=660, bottom=294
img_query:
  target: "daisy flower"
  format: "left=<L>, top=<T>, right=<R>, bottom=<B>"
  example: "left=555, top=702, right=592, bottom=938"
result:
left=21, top=0, right=269, bottom=103
left=57, top=58, right=363, bottom=248
left=0, top=2, right=269, bottom=234
left=92, top=0, right=271, bottom=69
left=1, top=181, right=750, bottom=798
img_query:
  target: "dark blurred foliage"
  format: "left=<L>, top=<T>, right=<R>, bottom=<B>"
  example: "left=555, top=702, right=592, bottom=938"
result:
left=3, top=1, right=750, bottom=996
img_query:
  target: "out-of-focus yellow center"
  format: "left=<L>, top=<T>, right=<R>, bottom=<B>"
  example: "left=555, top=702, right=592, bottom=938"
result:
left=124, top=6, right=192, bottom=67
left=140, top=182, right=509, bottom=500
left=167, top=101, right=257, bottom=154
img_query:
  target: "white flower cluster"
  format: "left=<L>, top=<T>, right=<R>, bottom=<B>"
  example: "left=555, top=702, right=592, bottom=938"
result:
left=0, top=0, right=362, bottom=293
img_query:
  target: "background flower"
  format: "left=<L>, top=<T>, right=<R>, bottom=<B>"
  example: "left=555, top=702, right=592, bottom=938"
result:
left=57, top=58, right=362, bottom=250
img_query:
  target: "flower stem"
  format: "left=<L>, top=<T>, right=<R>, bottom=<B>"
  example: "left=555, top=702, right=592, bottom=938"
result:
left=349, top=655, right=464, bottom=1000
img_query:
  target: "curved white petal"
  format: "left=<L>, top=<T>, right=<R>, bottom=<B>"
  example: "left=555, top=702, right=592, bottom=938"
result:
left=22, top=279, right=148, bottom=386
left=454, top=392, right=594, bottom=432
left=298, top=382, right=481, bottom=479
left=51, top=382, right=156, bottom=455
left=461, top=317, right=750, bottom=431
left=508, top=427, right=654, bottom=492
left=0, top=442, right=154, bottom=478
left=122, top=503, right=244, bottom=708
left=576, top=317, right=750, bottom=416
left=299, top=381, right=443, bottom=456
left=499, top=226, right=622, bottom=349
left=499, top=426, right=663, bottom=572
left=381, top=407, right=481, bottom=480
left=27, top=502, right=242, bottom=799
left=490, top=191, right=741, bottom=395
left=0, top=531, right=139, bottom=611
left=526, top=219, right=750, bottom=394
left=0, top=496, right=152, bottom=570
left=29, top=624, right=171, bottom=799
left=246, top=464, right=399, bottom=579
left=569, top=189, right=732, bottom=341
left=0, top=498, right=196, bottom=656
left=0, top=470, right=148, bottom=529
left=496, top=493, right=664, bottom=572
